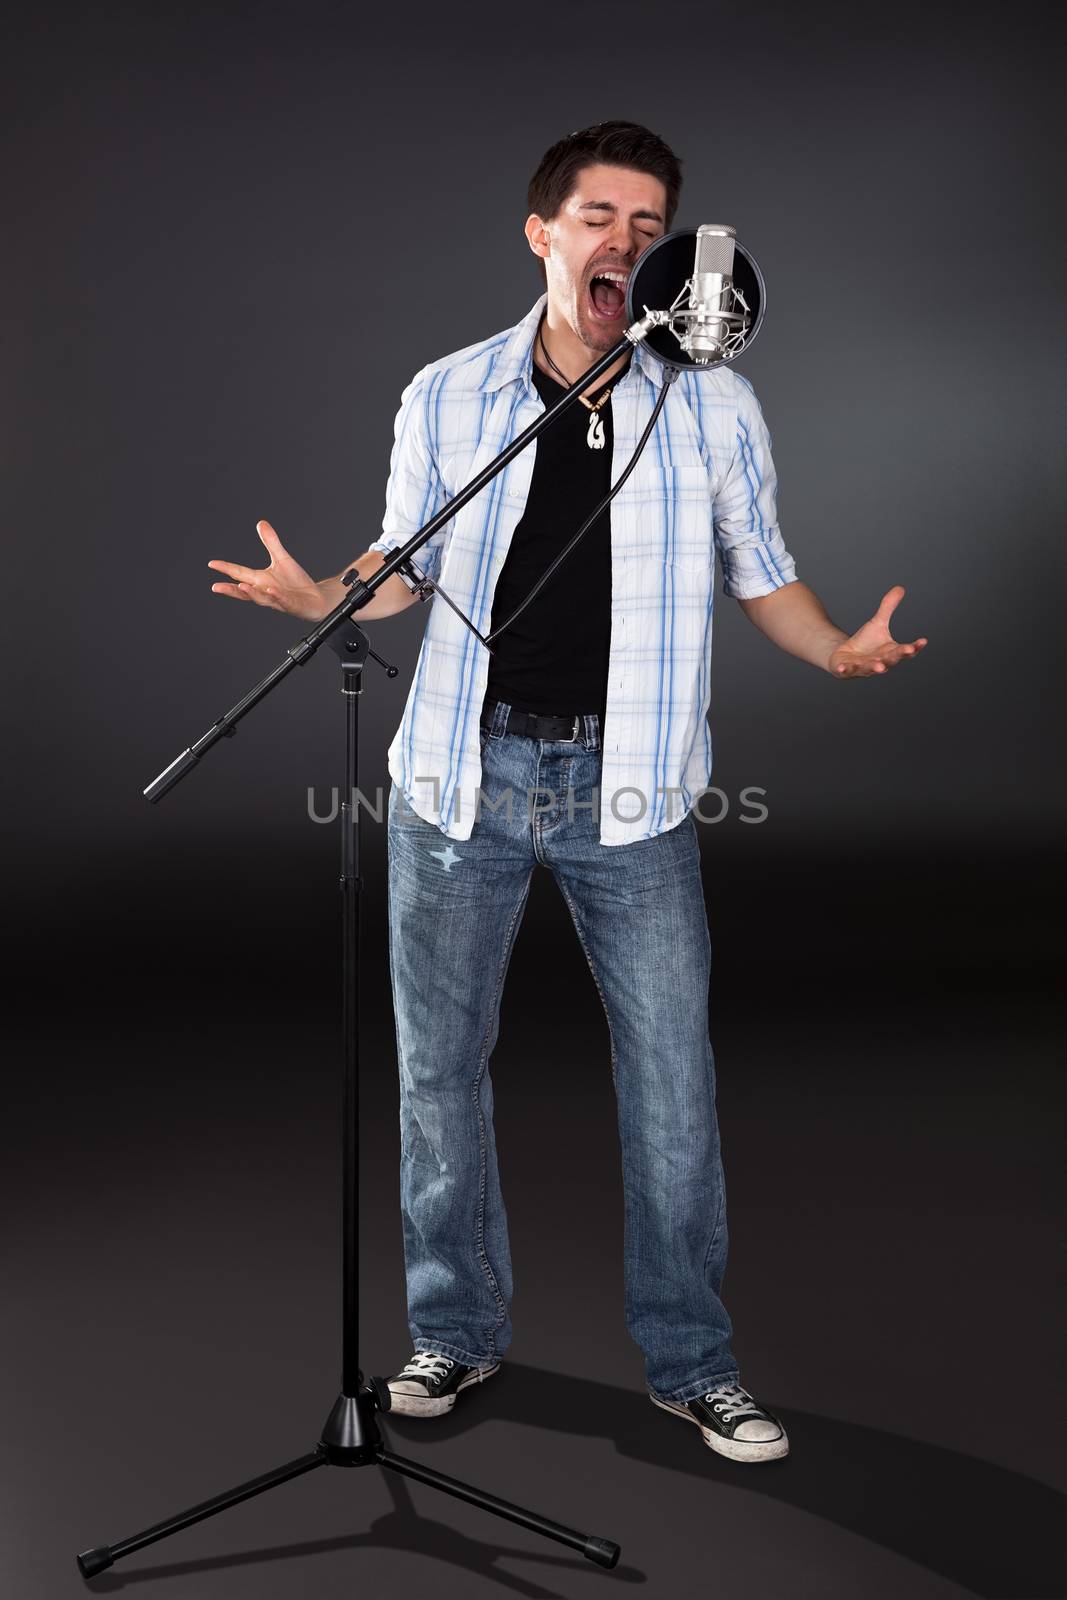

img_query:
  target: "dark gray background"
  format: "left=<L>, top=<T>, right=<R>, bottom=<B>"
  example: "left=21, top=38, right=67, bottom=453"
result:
left=3, top=3, right=1063, bottom=1597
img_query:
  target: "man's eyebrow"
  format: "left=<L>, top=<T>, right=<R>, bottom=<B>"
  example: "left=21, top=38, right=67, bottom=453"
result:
left=577, top=199, right=665, bottom=223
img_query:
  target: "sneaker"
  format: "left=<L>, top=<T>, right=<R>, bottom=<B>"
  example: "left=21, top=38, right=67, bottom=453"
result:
left=649, top=1380, right=789, bottom=1463
left=386, top=1350, right=501, bottom=1417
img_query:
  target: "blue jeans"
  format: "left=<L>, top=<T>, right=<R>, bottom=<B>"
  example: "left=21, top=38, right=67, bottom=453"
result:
left=385, top=700, right=740, bottom=1402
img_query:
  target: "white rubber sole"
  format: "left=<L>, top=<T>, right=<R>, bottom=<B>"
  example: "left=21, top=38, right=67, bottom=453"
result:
left=387, top=1361, right=501, bottom=1417
left=649, top=1393, right=789, bottom=1463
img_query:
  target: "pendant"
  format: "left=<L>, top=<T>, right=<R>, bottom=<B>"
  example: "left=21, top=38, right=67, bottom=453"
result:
left=586, top=407, right=606, bottom=450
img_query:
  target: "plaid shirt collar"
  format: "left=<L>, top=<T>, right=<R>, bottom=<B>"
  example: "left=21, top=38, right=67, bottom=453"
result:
left=478, top=293, right=663, bottom=396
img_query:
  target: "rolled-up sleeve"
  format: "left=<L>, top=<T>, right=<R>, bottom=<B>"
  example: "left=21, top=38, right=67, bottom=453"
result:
left=713, top=379, right=798, bottom=600
left=367, top=366, right=453, bottom=583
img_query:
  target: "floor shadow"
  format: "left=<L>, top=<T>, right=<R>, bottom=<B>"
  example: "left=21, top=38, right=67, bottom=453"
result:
left=80, top=1364, right=1063, bottom=1597
left=383, top=1363, right=1064, bottom=1600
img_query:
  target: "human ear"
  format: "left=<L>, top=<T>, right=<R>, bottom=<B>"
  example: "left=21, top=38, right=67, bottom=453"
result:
left=524, top=213, right=551, bottom=259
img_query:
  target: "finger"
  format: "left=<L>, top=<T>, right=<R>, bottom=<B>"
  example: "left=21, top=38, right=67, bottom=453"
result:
left=208, top=559, right=263, bottom=584
left=239, top=581, right=282, bottom=610
left=884, top=641, right=925, bottom=667
left=256, top=519, right=285, bottom=555
left=875, top=585, right=906, bottom=626
left=211, top=581, right=252, bottom=602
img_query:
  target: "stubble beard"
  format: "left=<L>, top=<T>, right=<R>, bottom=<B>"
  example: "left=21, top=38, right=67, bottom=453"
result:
left=547, top=278, right=621, bottom=365
left=573, top=301, right=619, bottom=357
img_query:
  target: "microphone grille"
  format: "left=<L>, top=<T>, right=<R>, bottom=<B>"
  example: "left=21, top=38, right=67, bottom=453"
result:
left=695, top=225, right=736, bottom=277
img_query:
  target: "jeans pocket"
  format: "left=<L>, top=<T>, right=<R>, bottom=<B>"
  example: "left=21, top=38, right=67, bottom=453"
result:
left=388, top=780, right=429, bottom=831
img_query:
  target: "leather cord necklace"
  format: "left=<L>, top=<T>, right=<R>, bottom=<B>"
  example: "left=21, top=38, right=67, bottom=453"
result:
left=536, top=317, right=620, bottom=451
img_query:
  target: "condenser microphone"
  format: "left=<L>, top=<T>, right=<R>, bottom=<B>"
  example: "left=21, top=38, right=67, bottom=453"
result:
left=623, top=225, right=765, bottom=370
left=688, top=225, right=738, bottom=360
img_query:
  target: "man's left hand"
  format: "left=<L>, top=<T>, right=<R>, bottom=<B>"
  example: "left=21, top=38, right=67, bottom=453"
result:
left=828, top=586, right=928, bottom=678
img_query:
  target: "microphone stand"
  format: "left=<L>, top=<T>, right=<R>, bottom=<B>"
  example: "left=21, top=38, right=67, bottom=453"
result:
left=75, top=321, right=654, bottom=1582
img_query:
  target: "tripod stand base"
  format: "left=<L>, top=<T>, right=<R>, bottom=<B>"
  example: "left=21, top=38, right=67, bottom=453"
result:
left=320, top=1383, right=391, bottom=1463
left=76, top=1383, right=621, bottom=1578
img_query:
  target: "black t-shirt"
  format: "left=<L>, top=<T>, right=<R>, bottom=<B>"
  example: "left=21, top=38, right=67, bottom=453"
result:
left=482, top=356, right=630, bottom=720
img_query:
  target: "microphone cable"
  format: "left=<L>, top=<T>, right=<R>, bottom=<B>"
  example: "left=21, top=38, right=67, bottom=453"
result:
left=484, top=367, right=680, bottom=646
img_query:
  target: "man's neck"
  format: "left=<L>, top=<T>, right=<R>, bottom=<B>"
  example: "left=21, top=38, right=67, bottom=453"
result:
left=533, top=306, right=632, bottom=399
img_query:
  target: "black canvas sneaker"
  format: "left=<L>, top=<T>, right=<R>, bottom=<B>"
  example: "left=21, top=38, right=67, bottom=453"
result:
left=649, top=1380, right=789, bottom=1463
left=386, top=1351, right=501, bottom=1417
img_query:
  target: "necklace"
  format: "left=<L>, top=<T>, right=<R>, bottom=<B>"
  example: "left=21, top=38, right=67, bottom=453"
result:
left=537, top=319, right=618, bottom=451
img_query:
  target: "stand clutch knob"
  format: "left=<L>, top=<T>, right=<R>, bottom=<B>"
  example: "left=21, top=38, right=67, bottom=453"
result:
left=369, top=1375, right=393, bottom=1412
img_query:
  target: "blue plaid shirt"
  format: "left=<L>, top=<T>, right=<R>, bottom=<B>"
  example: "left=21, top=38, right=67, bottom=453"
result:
left=369, top=293, right=798, bottom=846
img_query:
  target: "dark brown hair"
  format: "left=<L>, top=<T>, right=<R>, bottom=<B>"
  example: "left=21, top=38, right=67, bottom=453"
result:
left=527, top=120, right=682, bottom=233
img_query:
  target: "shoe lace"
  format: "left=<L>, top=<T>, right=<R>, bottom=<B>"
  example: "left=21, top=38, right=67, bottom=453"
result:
left=399, top=1352, right=454, bottom=1380
left=704, top=1381, right=761, bottom=1423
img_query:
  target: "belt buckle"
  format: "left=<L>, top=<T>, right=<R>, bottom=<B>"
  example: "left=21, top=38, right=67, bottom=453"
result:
left=559, top=715, right=580, bottom=743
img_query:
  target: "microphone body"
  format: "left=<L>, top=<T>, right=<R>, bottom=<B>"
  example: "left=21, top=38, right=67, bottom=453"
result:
left=687, top=225, right=738, bottom=361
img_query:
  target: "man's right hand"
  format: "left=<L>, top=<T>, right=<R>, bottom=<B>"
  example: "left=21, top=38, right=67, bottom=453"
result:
left=209, top=521, right=420, bottom=622
left=208, top=520, right=331, bottom=620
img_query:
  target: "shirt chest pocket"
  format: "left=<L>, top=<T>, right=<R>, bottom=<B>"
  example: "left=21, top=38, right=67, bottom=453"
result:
left=655, top=464, right=715, bottom=569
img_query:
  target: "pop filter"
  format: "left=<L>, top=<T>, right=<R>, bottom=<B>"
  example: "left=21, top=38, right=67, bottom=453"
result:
left=625, top=226, right=766, bottom=370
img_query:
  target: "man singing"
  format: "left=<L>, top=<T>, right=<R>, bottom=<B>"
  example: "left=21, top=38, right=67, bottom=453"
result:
left=209, top=121, right=926, bottom=1464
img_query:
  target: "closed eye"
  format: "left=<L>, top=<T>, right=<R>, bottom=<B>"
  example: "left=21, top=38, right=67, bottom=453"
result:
left=584, top=221, right=659, bottom=238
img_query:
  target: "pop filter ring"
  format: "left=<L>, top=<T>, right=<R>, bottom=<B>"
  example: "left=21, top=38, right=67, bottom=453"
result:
left=625, top=227, right=767, bottom=370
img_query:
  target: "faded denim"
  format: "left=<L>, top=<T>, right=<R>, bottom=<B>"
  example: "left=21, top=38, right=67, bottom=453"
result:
left=385, top=700, right=740, bottom=1402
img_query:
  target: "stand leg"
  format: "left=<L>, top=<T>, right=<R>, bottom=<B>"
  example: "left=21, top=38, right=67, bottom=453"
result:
left=380, top=1449, right=620, bottom=1569
left=76, top=1449, right=327, bottom=1578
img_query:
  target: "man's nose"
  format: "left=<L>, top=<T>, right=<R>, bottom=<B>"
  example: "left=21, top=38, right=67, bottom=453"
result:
left=600, top=218, right=636, bottom=259
left=615, top=224, right=645, bottom=260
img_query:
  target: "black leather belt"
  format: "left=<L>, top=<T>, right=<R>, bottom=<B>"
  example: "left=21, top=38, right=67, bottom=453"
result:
left=483, top=706, right=584, bottom=742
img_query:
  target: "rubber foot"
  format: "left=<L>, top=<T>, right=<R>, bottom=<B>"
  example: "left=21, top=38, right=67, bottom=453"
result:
left=77, top=1546, right=114, bottom=1578
left=584, top=1535, right=620, bottom=1568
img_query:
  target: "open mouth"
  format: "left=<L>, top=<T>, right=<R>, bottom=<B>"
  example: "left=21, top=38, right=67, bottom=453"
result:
left=587, top=268, right=629, bottom=322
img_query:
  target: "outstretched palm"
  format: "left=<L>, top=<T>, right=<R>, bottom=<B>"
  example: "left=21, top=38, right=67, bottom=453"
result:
left=208, top=520, right=328, bottom=620
left=829, top=585, right=928, bottom=678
